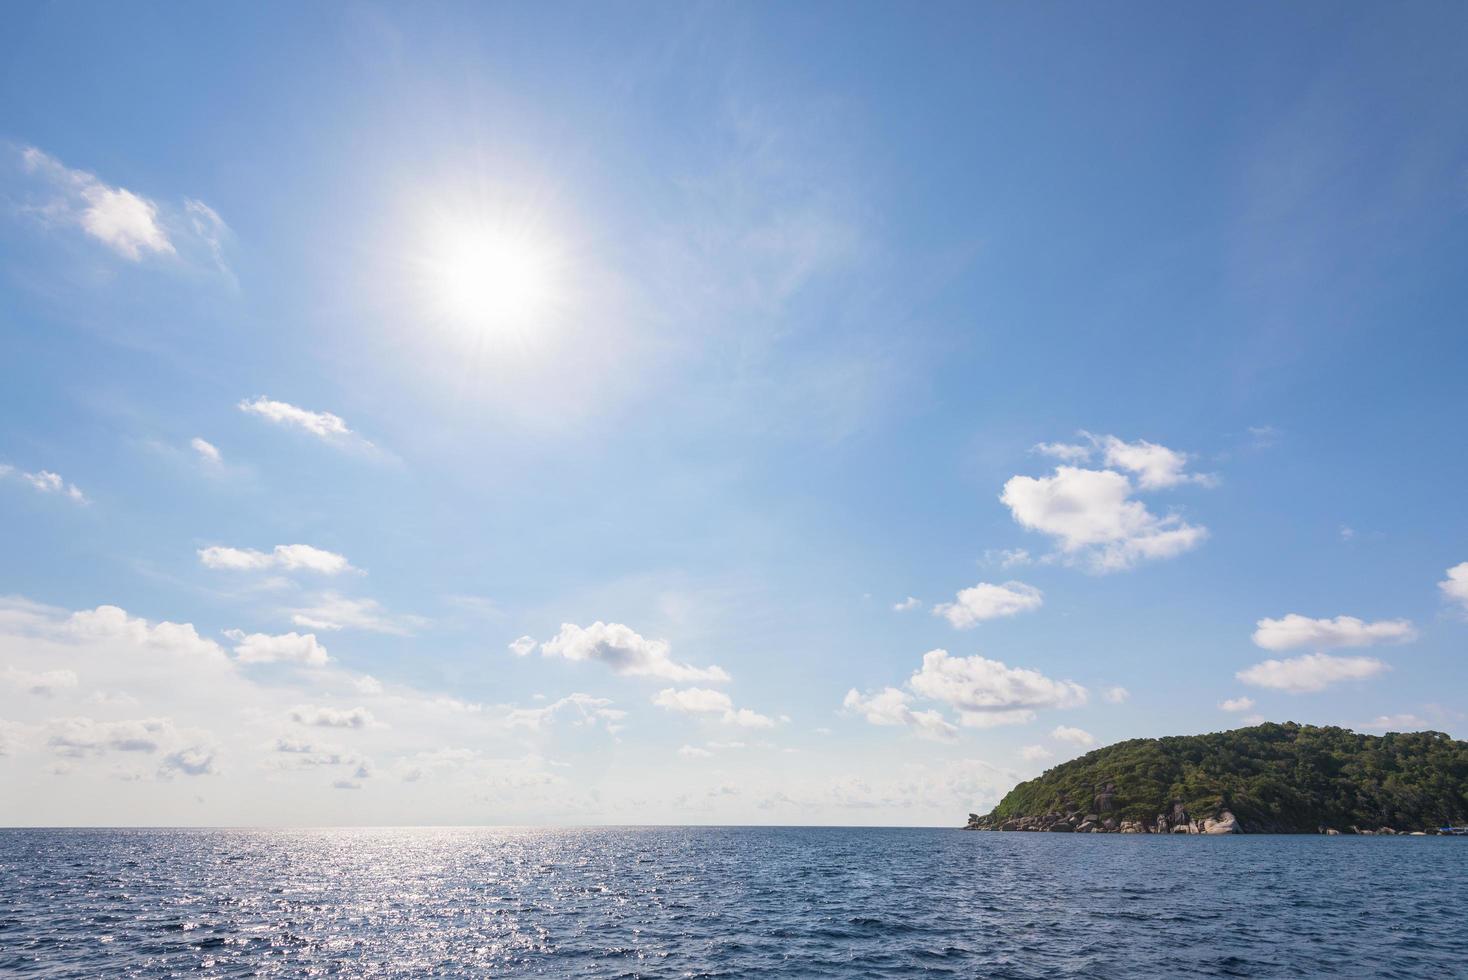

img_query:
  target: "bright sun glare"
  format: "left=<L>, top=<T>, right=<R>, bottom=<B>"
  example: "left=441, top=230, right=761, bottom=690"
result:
left=424, top=221, right=559, bottom=337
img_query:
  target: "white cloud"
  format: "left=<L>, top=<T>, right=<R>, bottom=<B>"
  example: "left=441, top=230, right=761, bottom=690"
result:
left=538, top=622, right=730, bottom=683
left=3, top=666, right=80, bottom=696
left=1252, top=614, right=1417, bottom=651
left=20, top=146, right=174, bottom=259
left=678, top=744, right=713, bottom=759
left=982, top=548, right=1034, bottom=569
left=1000, top=465, right=1207, bottom=573
left=1101, top=685, right=1130, bottom=704
left=160, top=747, right=217, bottom=777
left=1237, top=653, right=1387, bottom=693
left=1095, top=435, right=1214, bottom=490
left=5, top=467, right=87, bottom=503
left=842, top=687, right=913, bottom=726
left=199, top=544, right=354, bottom=575
left=1050, top=725, right=1095, bottom=747
left=65, top=605, right=228, bottom=663
left=908, top=650, right=1087, bottom=726
left=289, top=705, right=375, bottom=729
left=892, top=596, right=922, bottom=612
left=841, top=687, right=958, bottom=741
left=237, top=397, right=377, bottom=454
left=46, top=717, right=177, bottom=757
left=190, top=438, right=222, bottom=465
left=227, top=630, right=330, bottom=666
left=506, top=693, right=625, bottom=733
left=1020, top=744, right=1053, bottom=762
left=653, top=687, right=733, bottom=714
left=289, top=593, right=422, bottom=635
left=1440, top=563, right=1468, bottom=613
left=508, top=635, right=537, bottom=657
left=932, top=581, right=1042, bottom=629
left=1360, top=713, right=1430, bottom=731
left=652, top=687, right=776, bottom=728
left=1032, top=433, right=1214, bottom=489
left=1219, top=696, right=1256, bottom=712
left=1032, top=440, right=1093, bottom=463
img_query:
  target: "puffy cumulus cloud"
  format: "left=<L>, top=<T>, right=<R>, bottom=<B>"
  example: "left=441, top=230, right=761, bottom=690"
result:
left=538, top=622, right=730, bottom=683
left=226, top=630, right=330, bottom=666
left=845, top=650, right=1087, bottom=739
left=1237, top=653, right=1387, bottom=693
left=3, top=665, right=79, bottom=696
left=933, top=581, right=1042, bottom=629
left=1101, top=686, right=1130, bottom=704
left=1439, top=563, right=1468, bottom=613
left=892, top=596, right=922, bottom=612
left=65, top=606, right=228, bottom=663
left=908, top=650, right=1087, bottom=727
left=1094, top=435, right=1214, bottom=490
left=1020, top=744, right=1053, bottom=762
left=289, top=593, right=425, bottom=635
left=1251, top=614, right=1417, bottom=651
left=678, top=744, right=713, bottom=759
left=1050, top=725, right=1095, bottom=747
left=1219, top=696, right=1256, bottom=712
left=841, top=687, right=958, bottom=742
left=198, top=544, right=354, bottom=575
left=1000, top=465, right=1207, bottom=573
left=652, top=687, right=777, bottom=729
left=506, top=693, right=626, bottom=733
left=1032, top=433, right=1214, bottom=490
left=508, top=635, right=537, bottom=657
left=289, top=705, right=376, bottom=729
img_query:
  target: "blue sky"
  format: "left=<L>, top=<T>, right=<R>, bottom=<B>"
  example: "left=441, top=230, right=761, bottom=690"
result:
left=2, top=2, right=1466, bottom=825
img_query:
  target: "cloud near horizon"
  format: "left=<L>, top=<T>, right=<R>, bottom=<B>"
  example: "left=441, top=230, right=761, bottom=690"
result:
left=1236, top=652, right=1387, bottom=693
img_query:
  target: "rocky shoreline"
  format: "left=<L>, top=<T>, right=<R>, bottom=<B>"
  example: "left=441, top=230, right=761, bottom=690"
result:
left=964, top=802, right=1446, bottom=835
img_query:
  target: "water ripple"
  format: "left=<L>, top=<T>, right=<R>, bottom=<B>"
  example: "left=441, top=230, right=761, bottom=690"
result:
left=0, top=828, right=1465, bottom=977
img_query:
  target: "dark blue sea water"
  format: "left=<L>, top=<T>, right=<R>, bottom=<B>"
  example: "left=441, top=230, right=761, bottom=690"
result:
left=2, top=827, right=1466, bottom=978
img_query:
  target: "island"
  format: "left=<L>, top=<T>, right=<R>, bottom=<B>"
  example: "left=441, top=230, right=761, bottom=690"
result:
left=965, top=722, right=1468, bottom=835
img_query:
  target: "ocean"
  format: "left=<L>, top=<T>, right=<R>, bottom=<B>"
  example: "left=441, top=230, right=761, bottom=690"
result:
left=2, top=826, right=1465, bottom=977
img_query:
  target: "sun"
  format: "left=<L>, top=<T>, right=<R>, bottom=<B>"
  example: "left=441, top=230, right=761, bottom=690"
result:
left=422, top=219, right=559, bottom=338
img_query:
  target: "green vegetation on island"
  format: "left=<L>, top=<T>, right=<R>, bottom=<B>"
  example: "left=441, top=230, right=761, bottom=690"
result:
left=967, top=722, right=1468, bottom=834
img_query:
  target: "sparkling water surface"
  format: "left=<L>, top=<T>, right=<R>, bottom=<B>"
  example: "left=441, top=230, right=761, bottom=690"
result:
left=2, top=826, right=1465, bottom=977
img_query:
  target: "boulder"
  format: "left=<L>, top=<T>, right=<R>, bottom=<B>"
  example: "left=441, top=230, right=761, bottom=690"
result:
left=1324, top=828, right=1341, bottom=836
left=1047, top=821, right=1074, bottom=832
left=1076, top=820, right=1098, bottom=833
left=1118, top=820, right=1144, bottom=834
left=1203, top=811, right=1240, bottom=835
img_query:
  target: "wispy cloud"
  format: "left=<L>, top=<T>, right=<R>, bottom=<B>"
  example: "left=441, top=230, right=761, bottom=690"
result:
left=15, top=146, right=229, bottom=272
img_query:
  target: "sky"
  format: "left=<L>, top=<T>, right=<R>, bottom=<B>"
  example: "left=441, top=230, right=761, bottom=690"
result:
left=2, top=2, right=1467, bottom=827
